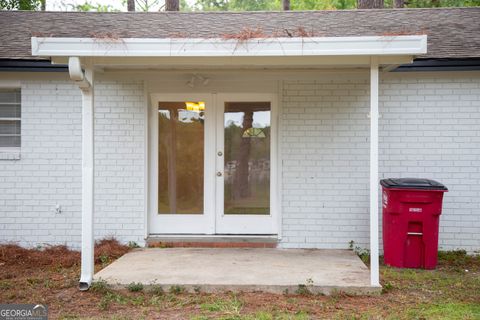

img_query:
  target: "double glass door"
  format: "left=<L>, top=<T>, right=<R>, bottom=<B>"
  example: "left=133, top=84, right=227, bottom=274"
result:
left=149, top=93, right=277, bottom=234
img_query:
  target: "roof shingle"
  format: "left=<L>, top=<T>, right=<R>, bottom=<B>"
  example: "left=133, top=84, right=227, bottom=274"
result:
left=0, top=8, right=479, bottom=60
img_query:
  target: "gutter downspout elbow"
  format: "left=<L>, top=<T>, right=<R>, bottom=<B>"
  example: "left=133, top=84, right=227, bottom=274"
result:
left=69, top=57, right=91, bottom=90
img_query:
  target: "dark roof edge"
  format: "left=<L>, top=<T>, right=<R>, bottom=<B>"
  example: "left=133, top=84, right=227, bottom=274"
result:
left=1, top=58, right=480, bottom=73
left=394, top=58, right=480, bottom=72
left=0, top=59, right=67, bottom=72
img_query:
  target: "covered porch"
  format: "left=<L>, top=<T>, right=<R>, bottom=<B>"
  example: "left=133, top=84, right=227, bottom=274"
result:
left=31, top=34, right=427, bottom=292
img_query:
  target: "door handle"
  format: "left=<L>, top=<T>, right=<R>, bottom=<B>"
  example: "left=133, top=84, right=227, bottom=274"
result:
left=216, top=172, right=222, bottom=177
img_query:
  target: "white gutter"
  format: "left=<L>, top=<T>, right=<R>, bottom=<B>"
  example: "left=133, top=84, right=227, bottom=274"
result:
left=69, top=57, right=91, bottom=89
left=32, top=35, right=427, bottom=57
left=69, top=57, right=95, bottom=291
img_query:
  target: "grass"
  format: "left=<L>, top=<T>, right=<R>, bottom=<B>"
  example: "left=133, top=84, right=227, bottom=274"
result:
left=200, top=294, right=243, bottom=315
left=405, top=302, right=480, bottom=320
left=0, top=243, right=478, bottom=319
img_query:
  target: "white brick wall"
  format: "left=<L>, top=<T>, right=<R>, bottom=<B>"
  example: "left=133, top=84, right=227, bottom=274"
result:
left=279, top=73, right=480, bottom=253
left=0, top=81, right=83, bottom=247
left=93, top=81, right=145, bottom=245
left=0, top=80, right=146, bottom=248
left=279, top=78, right=371, bottom=249
left=380, top=74, right=480, bottom=252
left=1, top=73, right=479, bottom=253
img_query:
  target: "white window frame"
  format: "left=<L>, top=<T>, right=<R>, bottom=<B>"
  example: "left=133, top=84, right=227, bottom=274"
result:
left=0, top=81, right=21, bottom=155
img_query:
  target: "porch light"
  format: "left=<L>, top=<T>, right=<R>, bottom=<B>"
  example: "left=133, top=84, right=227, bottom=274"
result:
left=185, top=101, right=205, bottom=112
left=242, top=127, right=266, bottom=138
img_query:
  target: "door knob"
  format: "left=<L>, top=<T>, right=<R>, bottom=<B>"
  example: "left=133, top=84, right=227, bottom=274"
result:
left=217, top=151, right=223, bottom=156
left=216, top=172, right=222, bottom=177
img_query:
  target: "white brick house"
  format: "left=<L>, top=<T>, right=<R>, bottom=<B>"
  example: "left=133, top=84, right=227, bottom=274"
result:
left=0, top=8, right=479, bottom=288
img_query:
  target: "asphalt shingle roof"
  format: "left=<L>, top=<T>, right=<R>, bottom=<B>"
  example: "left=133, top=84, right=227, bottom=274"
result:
left=0, top=7, right=479, bottom=60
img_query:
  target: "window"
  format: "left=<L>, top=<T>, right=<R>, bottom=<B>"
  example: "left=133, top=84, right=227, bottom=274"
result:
left=0, top=88, right=21, bottom=152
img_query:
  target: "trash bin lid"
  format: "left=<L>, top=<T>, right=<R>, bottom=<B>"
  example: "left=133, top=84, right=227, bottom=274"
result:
left=380, top=178, right=448, bottom=191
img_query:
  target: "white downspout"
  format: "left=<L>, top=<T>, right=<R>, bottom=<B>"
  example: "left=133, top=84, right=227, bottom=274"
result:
left=69, top=57, right=95, bottom=291
left=369, top=56, right=380, bottom=287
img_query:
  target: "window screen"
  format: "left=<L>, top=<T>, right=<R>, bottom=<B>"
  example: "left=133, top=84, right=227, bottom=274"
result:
left=0, top=89, right=21, bottom=150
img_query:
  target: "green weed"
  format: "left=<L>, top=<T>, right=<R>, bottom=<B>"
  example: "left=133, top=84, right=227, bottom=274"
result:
left=128, top=241, right=140, bottom=249
left=200, top=295, right=243, bottom=316
left=295, top=284, right=312, bottom=296
left=148, top=284, right=164, bottom=296
left=169, top=285, right=185, bottom=294
left=127, top=282, right=144, bottom=292
left=90, top=279, right=110, bottom=294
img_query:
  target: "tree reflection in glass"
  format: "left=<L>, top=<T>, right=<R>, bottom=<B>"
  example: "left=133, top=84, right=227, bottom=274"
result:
left=224, top=102, right=270, bottom=215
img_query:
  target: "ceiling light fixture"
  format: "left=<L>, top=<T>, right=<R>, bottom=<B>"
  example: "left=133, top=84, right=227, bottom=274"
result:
left=185, top=74, right=210, bottom=88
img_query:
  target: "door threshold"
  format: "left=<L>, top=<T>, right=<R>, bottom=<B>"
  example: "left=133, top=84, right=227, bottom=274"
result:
left=146, top=234, right=278, bottom=248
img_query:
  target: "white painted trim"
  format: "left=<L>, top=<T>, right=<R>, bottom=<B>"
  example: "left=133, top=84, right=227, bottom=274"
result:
left=215, top=93, right=278, bottom=235
left=143, top=80, right=149, bottom=241
left=369, top=57, right=380, bottom=287
left=0, top=80, right=21, bottom=88
left=0, top=147, right=21, bottom=153
left=149, top=234, right=278, bottom=239
left=31, top=36, right=427, bottom=57
left=0, top=84, right=22, bottom=156
left=53, top=55, right=415, bottom=68
left=271, top=92, right=280, bottom=235
left=148, top=93, right=215, bottom=234
left=276, top=80, right=283, bottom=240
left=78, top=61, right=94, bottom=291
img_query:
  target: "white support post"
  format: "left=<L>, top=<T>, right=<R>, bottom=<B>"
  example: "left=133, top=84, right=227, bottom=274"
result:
left=72, top=58, right=95, bottom=291
left=369, top=56, right=380, bottom=287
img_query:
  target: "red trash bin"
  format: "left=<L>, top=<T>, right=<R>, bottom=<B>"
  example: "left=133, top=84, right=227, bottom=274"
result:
left=380, top=178, right=448, bottom=269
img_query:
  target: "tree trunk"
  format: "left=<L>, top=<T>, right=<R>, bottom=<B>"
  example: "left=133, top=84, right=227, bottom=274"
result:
left=235, top=111, right=253, bottom=200
left=282, top=0, right=290, bottom=10
left=393, top=0, right=404, bottom=8
left=40, top=0, right=46, bottom=10
left=127, top=0, right=135, bottom=11
left=357, top=0, right=384, bottom=9
left=165, top=0, right=179, bottom=11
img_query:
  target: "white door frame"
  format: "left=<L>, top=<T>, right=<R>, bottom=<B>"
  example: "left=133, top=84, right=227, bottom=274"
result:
left=148, top=92, right=278, bottom=235
left=215, top=93, right=279, bottom=234
left=149, top=93, right=216, bottom=234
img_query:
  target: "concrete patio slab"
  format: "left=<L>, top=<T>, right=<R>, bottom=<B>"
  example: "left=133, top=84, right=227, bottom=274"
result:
left=94, top=248, right=381, bottom=295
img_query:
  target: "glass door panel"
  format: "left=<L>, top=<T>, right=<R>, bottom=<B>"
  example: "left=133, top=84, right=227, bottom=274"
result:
left=158, top=101, right=205, bottom=215
left=223, top=102, right=271, bottom=215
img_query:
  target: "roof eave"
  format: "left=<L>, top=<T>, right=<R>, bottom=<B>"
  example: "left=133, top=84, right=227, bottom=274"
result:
left=31, top=36, right=427, bottom=66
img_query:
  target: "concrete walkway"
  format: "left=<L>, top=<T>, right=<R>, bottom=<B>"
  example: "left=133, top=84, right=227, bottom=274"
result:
left=94, top=248, right=380, bottom=295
